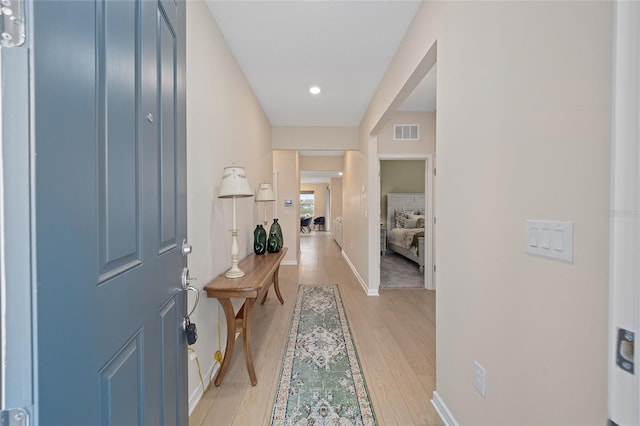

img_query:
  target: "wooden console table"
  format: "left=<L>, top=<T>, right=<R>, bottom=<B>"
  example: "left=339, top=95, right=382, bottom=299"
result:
left=203, top=248, right=287, bottom=386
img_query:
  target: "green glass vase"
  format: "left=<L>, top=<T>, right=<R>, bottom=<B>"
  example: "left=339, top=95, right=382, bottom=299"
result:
left=253, top=224, right=267, bottom=255
left=267, top=218, right=283, bottom=253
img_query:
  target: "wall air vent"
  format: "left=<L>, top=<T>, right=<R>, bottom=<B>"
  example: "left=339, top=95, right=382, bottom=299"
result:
left=394, top=124, right=419, bottom=140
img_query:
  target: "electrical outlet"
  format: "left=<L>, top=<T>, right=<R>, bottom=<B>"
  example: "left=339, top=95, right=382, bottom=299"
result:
left=474, top=360, right=486, bottom=397
left=189, top=351, right=197, bottom=361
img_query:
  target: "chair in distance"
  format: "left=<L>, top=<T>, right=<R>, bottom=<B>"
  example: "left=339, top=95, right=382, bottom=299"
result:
left=300, top=216, right=312, bottom=233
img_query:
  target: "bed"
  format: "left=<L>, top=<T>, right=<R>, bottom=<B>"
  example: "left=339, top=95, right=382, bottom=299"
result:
left=385, top=193, right=425, bottom=272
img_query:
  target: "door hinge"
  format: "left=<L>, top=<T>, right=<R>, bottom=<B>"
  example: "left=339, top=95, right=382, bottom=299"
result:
left=0, top=408, right=29, bottom=426
left=0, top=0, right=26, bottom=47
left=433, top=265, right=436, bottom=272
left=433, top=167, right=436, bottom=176
left=433, top=217, right=436, bottom=224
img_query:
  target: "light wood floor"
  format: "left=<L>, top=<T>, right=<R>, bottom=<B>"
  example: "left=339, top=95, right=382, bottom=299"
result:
left=189, top=232, right=441, bottom=425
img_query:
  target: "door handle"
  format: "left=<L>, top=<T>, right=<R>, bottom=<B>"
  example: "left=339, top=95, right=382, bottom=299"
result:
left=181, top=239, right=192, bottom=256
left=181, top=267, right=196, bottom=290
left=185, top=286, right=199, bottom=319
left=181, top=267, right=199, bottom=327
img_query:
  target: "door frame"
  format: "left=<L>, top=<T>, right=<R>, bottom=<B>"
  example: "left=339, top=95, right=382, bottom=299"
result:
left=608, top=1, right=640, bottom=423
left=0, top=37, right=36, bottom=422
left=375, top=154, right=435, bottom=291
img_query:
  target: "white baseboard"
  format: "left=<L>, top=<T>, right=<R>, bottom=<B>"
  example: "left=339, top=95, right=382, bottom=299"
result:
left=341, top=251, right=378, bottom=296
left=431, top=391, right=459, bottom=426
left=281, top=259, right=298, bottom=266
left=188, top=359, right=219, bottom=416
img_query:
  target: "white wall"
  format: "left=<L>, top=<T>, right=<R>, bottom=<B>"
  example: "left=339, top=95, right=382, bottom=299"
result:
left=273, top=126, right=358, bottom=150
left=330, top=177, right=343, bottom=224
left=186, top=1, right=273, bottom=412
left=273, top=150, right=300, bottom=265
left=299, top=155, right=344, bottom=172
left=359, top=1, right=612, bottom=424
left=342, top=142, right=371, bottom=292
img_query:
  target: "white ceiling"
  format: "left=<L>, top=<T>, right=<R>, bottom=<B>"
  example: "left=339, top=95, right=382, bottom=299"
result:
left=206, top=0, right=422, bottom=127
left=206, top=1, right=435, bottom=184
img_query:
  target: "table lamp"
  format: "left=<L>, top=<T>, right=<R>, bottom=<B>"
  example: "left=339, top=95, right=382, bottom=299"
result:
left=218, top=165, right=254, bottom=278
left=255, top=183, right=276, bottom=226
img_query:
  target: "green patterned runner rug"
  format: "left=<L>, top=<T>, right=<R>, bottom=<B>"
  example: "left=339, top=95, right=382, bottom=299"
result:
left=271, top=285, right=377, bottom=425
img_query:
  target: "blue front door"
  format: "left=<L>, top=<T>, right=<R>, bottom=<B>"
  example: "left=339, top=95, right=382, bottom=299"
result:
left=33, top=0, right=187, bottom=424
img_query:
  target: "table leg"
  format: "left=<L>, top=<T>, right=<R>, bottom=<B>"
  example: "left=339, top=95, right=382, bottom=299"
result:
left=243, top=298, right=257, bottom=385
left=213, top=298, right=236, bottom=387
left=261, top=266, right=284, bottom=305
left=273, top=266, right=284, bottom=304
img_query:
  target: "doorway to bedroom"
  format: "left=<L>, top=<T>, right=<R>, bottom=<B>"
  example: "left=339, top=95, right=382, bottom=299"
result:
left=380, top=160, right=428, bottom=288
left=379, top=157, right=434, bottom=289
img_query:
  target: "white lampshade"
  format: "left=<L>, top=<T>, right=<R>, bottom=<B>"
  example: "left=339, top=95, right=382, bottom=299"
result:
left=255, top=183, right=276, bottom=202
left=218, top=166, right=253, bottom=198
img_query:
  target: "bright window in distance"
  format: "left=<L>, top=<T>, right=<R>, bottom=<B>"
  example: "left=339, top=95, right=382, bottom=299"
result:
left=300, top=193, right=314, bottom=216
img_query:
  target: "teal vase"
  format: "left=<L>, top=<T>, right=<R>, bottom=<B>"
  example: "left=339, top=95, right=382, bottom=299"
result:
left=253, top=225, right=267, bottom=255
left=267, top=218, right=283, bottom=253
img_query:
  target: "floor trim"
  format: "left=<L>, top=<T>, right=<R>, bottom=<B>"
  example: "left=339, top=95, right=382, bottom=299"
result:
left=341, top=250, right=378, bottom=296
left=432, top=391, right=459, bottom=426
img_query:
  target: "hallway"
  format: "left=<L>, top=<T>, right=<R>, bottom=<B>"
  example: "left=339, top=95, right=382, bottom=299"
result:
left=190, top=233, right=440, bottom=425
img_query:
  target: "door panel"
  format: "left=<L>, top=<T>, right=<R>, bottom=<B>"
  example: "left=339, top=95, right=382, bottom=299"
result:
left=97, top=0, right=142, bottom=281
left=99, top=331, right=144, bottom=425
left=158, top=6, right=178, bottom=253
left=34, top=0, right=187, bottom=424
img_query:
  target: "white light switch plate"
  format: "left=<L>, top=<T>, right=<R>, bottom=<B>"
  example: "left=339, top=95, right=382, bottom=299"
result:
left=526, top=220, right=573, bottom=262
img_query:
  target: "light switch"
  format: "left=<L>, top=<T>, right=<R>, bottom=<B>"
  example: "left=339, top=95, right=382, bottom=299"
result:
left=552, top=230, right=564, bottom=251
left=540, top=228, right=551, bottom=249
left=528, top=227, right=538, bottom=247
left=526, top=220, right=573, bottom=262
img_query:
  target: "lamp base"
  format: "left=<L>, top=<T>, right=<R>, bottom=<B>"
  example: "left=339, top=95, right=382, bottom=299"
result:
left=225, top=266, right=245, bottom=279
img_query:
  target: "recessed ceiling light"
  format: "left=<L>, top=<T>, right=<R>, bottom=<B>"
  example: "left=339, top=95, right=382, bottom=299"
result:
left=339, top=172, right=343, bottom=176
left=309, top=86, right=321, bottom=95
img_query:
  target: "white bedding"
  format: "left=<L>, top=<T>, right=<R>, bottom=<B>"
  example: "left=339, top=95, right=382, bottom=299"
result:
left=387, top=227, right=425, bottom=254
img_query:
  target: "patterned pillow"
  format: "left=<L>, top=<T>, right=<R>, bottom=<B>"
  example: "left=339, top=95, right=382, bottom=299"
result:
left=394, top=210, right=412, bottom=228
